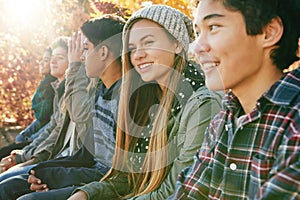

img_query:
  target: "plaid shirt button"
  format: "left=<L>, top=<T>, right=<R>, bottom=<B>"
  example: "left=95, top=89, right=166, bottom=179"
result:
left=230, top=163, right=237, bottom=170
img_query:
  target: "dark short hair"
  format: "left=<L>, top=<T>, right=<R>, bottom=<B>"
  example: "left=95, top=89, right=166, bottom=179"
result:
left=197, top=0, right=300, bottom=70
left=81, top=14, right=126, bottom=59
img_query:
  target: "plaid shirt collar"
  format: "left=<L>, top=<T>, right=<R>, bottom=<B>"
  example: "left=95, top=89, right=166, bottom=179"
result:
left=263, top=67, right=300, bottom=106
left=223, top=67, right=300, bottom=112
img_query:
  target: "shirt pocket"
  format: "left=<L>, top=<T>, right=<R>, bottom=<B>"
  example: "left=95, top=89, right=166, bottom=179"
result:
left=249, top=155, right=275, bottom=199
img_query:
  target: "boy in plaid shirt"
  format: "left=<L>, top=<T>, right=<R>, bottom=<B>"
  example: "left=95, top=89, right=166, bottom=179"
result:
left=172, top=0, right=300, bottom=199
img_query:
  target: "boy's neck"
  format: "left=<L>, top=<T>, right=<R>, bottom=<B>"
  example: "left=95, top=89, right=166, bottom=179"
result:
left=233, top=64, right=283, bottom=114
left=101, top=61, right=122, bottom=89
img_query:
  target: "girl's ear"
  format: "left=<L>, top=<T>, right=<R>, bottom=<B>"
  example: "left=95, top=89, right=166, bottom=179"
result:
left=262, top=17, right=283, bottom=48
left=175, top=42, right=183, bottom=54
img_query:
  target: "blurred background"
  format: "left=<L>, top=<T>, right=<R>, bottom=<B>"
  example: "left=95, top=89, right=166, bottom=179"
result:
left=0, top=0, right=194, bottom=146
left=0, top=0, right=299, bottom=146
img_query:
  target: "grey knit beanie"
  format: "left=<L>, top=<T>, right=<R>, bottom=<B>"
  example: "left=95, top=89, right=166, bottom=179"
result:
left=123, top=4, right=195, bottom=53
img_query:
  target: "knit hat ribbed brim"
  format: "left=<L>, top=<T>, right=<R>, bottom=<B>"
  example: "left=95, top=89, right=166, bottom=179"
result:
left=123, top=4, right=195, bottom=53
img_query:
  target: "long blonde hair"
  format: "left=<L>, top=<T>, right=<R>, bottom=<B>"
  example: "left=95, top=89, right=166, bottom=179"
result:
left=102, top=19, right=188, bottom=198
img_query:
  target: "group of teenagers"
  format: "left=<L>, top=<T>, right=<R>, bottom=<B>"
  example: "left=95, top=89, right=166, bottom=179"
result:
left=0, top=0, right=299, bottom=199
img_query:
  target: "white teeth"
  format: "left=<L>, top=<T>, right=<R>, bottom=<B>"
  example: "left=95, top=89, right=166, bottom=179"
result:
left=202, top=63, right=218, bottom=70
left=139, top=63, right=152, bottom=69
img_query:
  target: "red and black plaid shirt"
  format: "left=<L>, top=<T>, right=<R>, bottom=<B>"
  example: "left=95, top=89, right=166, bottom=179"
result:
left=173, top=67, right=300, bottom=200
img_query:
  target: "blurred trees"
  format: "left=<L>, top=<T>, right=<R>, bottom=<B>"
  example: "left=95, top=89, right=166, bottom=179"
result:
left=0, top=33, right=38, bottom=127
left=0, top=0, right=90, bottom=127
left=0, top=0, right=194, bottom=128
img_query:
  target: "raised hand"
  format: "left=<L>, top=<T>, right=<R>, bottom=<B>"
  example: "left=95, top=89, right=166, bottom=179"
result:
left=68, top=31, right=86, bottom=64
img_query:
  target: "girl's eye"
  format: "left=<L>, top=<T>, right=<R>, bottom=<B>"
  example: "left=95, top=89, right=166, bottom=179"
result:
left=144, top=40, right=154, bottom=46
left=128, top=47, right=136, bottom=53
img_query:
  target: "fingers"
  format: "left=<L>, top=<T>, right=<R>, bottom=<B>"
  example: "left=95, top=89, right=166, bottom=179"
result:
left=28, top=173, right=49, bottom=192
left=68, top=31, right=84, bottom=63
left=0, top=155, right=16, bottom=171
left=30, top=182, right=48, bottom=192
left=28, top=173, right=41, bottom=184
left=76, top=32, right=81, bottom=51
left=1, top=155, right=10, bottom=162
left=68, top=36, right=73, bottom=52
left=10, top=150, right=17, bottom=155
left=0, top=165, right=7, bottom=172
left=71, top=31, right=82, bottom=51
left=11, top=149, right=23, bottom=155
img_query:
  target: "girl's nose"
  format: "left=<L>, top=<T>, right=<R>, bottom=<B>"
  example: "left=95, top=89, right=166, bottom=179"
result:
left=132, top=47, right=146, bottom=60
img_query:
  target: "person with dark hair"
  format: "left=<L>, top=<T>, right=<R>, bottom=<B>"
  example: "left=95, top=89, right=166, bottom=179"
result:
left=69, top=4, right=222, bottom=200
left=0, top=47, right=56, bottom=160
left=0, top=15, right=126, bottom=200
left=171, top=0, right=300, bottom=199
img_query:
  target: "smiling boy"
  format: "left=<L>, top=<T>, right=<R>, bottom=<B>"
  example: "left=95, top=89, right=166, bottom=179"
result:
left=172, top=0, right=300, bottom=199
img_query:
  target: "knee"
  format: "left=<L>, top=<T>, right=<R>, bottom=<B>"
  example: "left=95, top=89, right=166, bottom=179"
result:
left=17, top=193, right=36, bottom=200
left=0, top=180, right=15, bottom=199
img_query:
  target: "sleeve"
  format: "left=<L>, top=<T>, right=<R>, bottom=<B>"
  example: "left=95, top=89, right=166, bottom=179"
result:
left=15, top=119, right=42, bottom=143
left=16, top=95, right=65, bottom=163
left=64, top=62, right=95, bottom=148
left=31, top=97, right=69, bottom=162
left=14, top=115, right=57, bottom=163
left=259, top=131, right=300, bottom=199
left=131, top=88, right=222, bottom=200
left=74, top=173, right=132, bottom=200
left=30, top=112, right=66, bottom=162
left=64, top=62, right=93, bottom=124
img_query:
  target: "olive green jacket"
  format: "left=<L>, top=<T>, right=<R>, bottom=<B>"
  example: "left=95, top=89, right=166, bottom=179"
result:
left=77, top=86, right=223, bottom=200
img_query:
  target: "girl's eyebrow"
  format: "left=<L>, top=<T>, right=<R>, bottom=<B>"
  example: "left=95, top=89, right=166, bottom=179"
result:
left=128, top=34, right=154, bottom=45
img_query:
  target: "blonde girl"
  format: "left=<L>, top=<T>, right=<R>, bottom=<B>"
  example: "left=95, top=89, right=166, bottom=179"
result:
left=68, top=5, right=222, bottom=200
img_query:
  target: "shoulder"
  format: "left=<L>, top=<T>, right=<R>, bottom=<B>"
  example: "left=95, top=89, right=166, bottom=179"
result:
left=281, top=68, right=300, bottom=106
left=266, top=68, right=300, bottom=107
left=180, top=86, right=223, bottom=122
left=187, top=86, right=224, bottom=105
